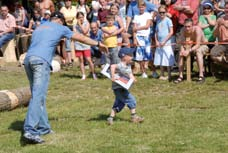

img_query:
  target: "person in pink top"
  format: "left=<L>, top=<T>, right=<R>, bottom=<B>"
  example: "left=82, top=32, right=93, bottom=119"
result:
left=0, top=5, right=16, bottom=48
left=174, top=0, right=199, bottom=27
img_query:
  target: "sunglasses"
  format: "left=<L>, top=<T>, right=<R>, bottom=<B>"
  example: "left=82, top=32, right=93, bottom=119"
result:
left=159, top=12, right=166, bottom=14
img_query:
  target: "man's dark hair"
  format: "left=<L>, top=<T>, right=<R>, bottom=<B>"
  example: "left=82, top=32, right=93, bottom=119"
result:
left=51, top=11, right=65, bottom=22
left=184, top=18, right=193, bottom=24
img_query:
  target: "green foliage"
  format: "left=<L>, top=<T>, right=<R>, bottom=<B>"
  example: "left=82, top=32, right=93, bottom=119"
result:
left=0, top=65, right=228, bottom=153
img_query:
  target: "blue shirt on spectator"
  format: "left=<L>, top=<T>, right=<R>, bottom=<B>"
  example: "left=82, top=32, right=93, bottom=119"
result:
left=90, top=29, right=103, bottom=51
left=26, top=21, right=73, bottom=65
left=90, top=28, right=103, bottom=41
left=89, top=28, right=104, bottom=60
left=127, top=0, right=157, bottom=18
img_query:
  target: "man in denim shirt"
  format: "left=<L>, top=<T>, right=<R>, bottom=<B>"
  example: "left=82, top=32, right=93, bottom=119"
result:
left=23, top=12, right=107, bottom=144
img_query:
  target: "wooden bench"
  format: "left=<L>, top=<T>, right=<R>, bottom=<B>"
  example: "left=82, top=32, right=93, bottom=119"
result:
left=1, top=39, right=17, bottom=62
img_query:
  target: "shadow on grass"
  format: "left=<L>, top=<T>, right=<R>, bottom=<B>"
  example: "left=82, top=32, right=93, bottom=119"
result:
left=87, top=113, right=128, bottom=122
left=59, top=72, right=108, bottom=79
left=8, top=120, right=44, bottom=146
left=213, top=72, right=228, bottom=83
left=59, top=73, right=81, bottom=79
left=8, top=120, right=31, bottom=146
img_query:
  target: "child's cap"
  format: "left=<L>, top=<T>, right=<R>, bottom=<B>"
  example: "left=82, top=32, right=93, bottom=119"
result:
left=118, top=47, right=135, bottom=58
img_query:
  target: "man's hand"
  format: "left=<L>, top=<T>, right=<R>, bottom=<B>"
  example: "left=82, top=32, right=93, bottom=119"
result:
left=133, top=38, right=138, bottom=47
left=98, top=42, right=108, bottom=54
left=180, top=49, right=190, bottom=57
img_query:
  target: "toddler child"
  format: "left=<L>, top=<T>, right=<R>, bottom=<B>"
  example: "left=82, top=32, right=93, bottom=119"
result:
left=107, top=47, right=144, bottom=125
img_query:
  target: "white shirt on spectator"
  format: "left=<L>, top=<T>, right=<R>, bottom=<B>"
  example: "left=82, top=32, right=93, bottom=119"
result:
left=132, top=12, right=151, bottom=36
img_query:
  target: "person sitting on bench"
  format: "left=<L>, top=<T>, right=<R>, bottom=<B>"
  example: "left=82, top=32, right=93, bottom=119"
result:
left=0, top=5, right=16, bottom=48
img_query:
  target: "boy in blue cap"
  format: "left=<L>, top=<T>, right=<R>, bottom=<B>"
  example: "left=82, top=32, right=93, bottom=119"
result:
left=107, top=47, right=144, bottom=125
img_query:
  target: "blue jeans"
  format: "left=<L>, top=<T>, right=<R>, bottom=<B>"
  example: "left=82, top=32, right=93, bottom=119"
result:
left=23, top=56, right=51, bottom=136
left=112, top=88, right=136, bottom=113
left=0, top=33, right=14, bottom=48
left=91, top=46, right=106, bottom=65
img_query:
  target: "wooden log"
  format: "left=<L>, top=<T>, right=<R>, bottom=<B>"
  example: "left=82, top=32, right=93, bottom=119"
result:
left=0, top=87, right=31, bottom=111
left=186, top=37, right=191, bottom=82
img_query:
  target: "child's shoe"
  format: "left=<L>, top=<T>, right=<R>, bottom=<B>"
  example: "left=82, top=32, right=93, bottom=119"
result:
left=107, top=116, right=114, bottom=125
left=131, top=114, right=144, bottom=123
left=141, top=73, right=148, bottom=78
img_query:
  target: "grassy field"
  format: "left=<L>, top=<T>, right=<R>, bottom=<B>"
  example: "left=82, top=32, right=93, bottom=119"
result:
left=0, top=64, right=228, bottom=153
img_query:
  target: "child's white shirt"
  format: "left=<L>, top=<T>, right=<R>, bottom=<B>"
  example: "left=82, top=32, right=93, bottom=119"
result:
left=132, top=12, right=152, bottom=36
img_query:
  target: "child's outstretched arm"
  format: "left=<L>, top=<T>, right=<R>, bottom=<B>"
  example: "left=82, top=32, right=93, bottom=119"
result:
left=129, top=73, right=137, bottom=82
left=110, top=64, right=117, bottom=82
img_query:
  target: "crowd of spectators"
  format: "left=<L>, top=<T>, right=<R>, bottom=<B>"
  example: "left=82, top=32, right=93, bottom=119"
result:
left=0, top=0, right=227, bottom=82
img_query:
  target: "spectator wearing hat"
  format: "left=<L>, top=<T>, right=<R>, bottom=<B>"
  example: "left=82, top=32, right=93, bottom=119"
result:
left=107, top=47, right=144, bottom=125
left=198, top=2, right=216, bottom=46
left=23, top=11, right=108, bottom=144
left=41, top=10, right=51, bottom=24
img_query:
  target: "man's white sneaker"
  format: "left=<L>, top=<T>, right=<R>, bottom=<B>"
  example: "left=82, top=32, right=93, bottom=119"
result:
left=23, top=132, right=45, bottom=144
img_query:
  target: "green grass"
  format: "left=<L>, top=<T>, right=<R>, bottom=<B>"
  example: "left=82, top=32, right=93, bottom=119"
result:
left=0, top=65, right=228, bottom=153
